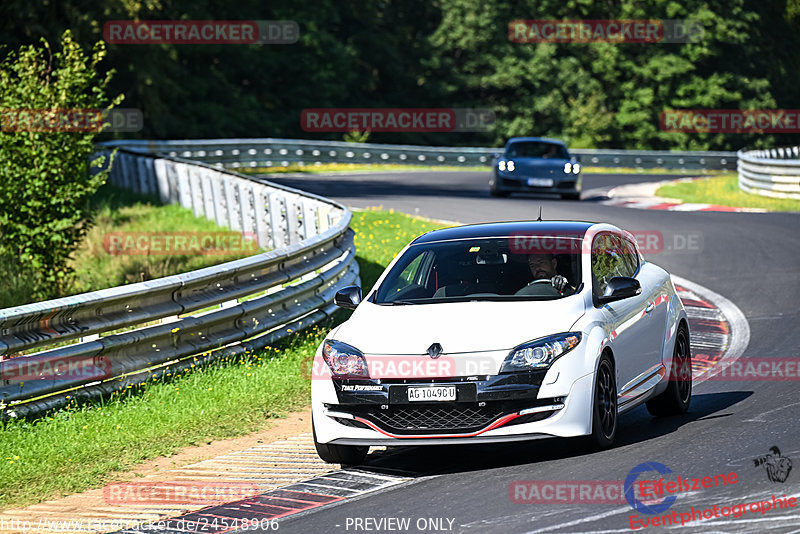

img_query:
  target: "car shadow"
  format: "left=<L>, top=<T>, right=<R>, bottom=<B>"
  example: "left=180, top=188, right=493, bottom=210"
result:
left=353, top=391, right=752, bottom=477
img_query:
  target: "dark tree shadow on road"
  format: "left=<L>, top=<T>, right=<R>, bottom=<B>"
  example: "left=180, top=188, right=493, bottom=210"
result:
left=356, top=391, right=753, bottom=477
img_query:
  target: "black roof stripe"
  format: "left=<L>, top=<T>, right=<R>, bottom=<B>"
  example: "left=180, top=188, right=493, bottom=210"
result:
left=411, top=221, right=595, bottom=244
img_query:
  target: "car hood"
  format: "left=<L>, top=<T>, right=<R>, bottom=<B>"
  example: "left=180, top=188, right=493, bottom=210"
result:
left=333, top=297, right=585, bottom=355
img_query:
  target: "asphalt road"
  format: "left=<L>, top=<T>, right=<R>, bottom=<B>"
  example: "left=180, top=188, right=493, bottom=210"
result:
left=259, top=170, right=800, bottom=534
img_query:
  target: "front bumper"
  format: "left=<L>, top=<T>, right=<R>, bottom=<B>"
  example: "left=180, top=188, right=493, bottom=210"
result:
left=312, top=372, right=595, bottom=445
left=490, top=172, right=582, bottom=194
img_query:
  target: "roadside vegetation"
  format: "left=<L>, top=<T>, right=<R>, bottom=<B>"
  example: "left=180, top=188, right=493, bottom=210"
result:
left=4, top=1, right=798, bottom=151
left=656, top=174, right=800, bottom=212
left=0, top=209, right=444, bottom=510
left=0, top=185, right=260, bottom=309
left=0, top=31, right=120, bottom=304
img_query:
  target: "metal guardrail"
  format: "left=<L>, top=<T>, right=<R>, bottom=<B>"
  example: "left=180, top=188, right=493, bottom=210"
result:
left=737, top=146, right=800, bottom=200
left=0, top=147, right=359, bottom=418
left=102, top=138, right=738, bottom=171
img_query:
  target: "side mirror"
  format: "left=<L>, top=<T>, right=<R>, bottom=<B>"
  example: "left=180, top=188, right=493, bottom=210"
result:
left=574, top=155, right=582, bottom=163
left=491, top=152, right=501, bottom=160
left=597, top=277, right=641, bottom=304
left=334, top=285, right=362, bottom=310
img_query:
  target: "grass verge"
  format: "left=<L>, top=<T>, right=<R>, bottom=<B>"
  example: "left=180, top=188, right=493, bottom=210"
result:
left=656, top=174, right=800, bottom=212
left=581, top=166, right=723, bottom=175
left=0, top=208, right=445, bottom=510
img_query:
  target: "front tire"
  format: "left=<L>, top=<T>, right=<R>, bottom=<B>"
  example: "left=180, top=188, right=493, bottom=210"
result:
left=561, top=192, right=581, bottom=200
left=490, top=188, right=509, bottom=197
left=312, top=416, right=369, bottom=465
left=646, top=325, right=692, bottom=416
left=589, top=354, right=617, bottom=449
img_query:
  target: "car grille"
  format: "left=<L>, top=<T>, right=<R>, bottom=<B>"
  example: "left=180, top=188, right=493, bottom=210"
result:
left=344, top=403, right=505, bottom=435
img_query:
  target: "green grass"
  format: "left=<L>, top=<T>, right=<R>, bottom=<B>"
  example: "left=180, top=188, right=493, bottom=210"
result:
left=656, top=173, right=800, bottom=212
left=70, top=185, right=261, bottom=295
left=0, top=209, right=444, bottom=510
left=0, top=185, right=261, bottom=309
left=581, top=166, right=723, bottom=175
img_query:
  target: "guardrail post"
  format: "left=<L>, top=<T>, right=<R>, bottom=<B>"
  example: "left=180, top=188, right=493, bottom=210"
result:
left=188, top=166, right=204, bottom=218
left=224, top=178, right=240, bottom=232
left=154, top=159, right=170, bottom=204
left=302, top=200, right=317, bottom=239
left=285, top=196, right=301, bottom=245
left=210, top=173, right=227, bottom=228
left=164, top=160, right=180, bottom=204
left=268, top=193, right=287, bottom=249
left=253, top=185, right=270, bottom=250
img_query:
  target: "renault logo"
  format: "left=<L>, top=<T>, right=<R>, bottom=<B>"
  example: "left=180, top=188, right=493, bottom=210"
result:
left=426, top=343, right=443, bottom=359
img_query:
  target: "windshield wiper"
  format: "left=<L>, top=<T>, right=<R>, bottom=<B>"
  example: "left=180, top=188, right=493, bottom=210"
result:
left=385, top=299, right=425, bottom=305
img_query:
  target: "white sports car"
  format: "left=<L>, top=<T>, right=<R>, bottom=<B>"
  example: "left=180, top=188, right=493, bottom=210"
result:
left=311, top=221, right=692, bottom=464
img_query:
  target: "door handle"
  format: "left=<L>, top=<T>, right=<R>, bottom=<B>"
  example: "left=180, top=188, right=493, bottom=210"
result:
left=644, top=302, right=655, bottom=314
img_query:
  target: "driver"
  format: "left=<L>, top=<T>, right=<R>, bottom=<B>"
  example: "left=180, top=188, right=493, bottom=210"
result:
left=526, top=253, right=575, bottom=294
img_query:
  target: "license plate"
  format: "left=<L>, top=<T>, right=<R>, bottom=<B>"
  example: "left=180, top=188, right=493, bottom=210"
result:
left=407, top=386, right=456, bottom=402
left=527, top=178, right=554, bottom=187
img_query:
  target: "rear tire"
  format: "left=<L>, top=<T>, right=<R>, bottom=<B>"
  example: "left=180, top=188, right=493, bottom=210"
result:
left=312, top=416, right=369, bottom=465
left=589, top=354, right=617, bottom=449
left=646, top=325, right=692, bottom=417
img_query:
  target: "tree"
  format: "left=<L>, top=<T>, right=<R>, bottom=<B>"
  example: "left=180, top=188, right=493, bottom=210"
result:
left=0, top=30, right=122, bottom=300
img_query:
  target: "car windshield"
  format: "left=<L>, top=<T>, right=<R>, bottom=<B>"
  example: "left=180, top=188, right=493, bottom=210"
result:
left=506, top=142, right=569, bottom=159
left=374, top=237, right=582, bottom=304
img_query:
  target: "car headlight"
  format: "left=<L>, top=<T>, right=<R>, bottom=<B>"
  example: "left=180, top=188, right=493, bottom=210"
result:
left=507, top=160, right=515, bottom=171
left=563, top=162, right=572, bottom=174
left=572, top=162, right=581, bottom=174
left=322, top=340, right=369, bottom=378
left=500, top=333, right=582, bottom=372
left=498, top=160, right=506, bottom=171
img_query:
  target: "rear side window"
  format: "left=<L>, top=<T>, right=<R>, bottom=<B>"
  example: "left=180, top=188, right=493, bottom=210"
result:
left=591, top=234, right=632, bottom=295
left=620, top=237, right=640, bottom=276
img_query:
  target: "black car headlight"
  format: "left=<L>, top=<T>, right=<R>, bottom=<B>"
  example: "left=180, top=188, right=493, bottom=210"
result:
left=322, top=339, right=369, bottom=378
left=501, top=333, right=582, bottom=373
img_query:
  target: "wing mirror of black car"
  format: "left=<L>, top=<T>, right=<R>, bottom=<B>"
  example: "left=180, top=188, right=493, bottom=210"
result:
left=597, top=277, right=641, bottom=304
left=334, top=285, right=362, bottom=310
left=574, top=155, right=582, bottom=162
left=492, top=152, right=501, bottom=159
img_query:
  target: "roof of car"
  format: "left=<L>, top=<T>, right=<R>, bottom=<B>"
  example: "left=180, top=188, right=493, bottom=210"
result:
left=411, top=221, right=595, bottom=244
left=506, top=137, right=567, bottom=146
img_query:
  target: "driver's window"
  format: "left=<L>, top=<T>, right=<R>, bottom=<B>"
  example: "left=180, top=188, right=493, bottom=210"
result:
left=385, top=251, right=428, bottom=295
left=591, top=234, right=627, bottom=295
